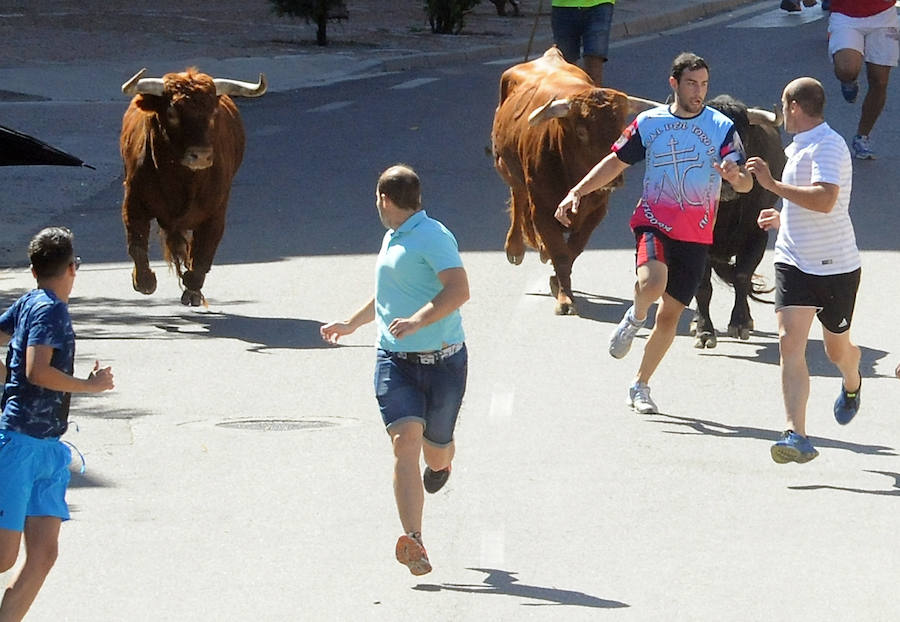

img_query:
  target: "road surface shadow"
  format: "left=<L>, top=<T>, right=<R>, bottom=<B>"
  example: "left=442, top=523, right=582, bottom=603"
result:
left=413, top=567, right=628, bottom=608
left=790, top=470, right=900, bottom=496
left=647, top=413, right=897, bottom=457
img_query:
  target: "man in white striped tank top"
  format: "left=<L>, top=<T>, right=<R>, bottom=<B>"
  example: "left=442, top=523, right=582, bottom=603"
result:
left=746, top=77, right=862, bottom=464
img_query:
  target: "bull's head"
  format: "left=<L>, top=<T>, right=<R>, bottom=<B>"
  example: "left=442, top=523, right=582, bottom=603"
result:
left=122, top=68, right=267, bottom=170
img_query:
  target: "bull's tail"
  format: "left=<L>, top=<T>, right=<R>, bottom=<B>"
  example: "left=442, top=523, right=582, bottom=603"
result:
left=711, top=261, right=775, bottom=304
left=160, top=229, right=191, bottom=281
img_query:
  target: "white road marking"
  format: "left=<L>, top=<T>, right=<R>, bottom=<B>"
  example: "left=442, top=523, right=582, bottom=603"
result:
left=389, top=77, right=439, bottom=90
left=305, top=100, right=354, bottom=113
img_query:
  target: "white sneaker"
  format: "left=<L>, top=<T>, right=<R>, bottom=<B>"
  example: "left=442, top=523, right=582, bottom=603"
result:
left=851, top=134, right=875, bottom=160
left=627, top=382, right=658, bottom=414
left=609, top=305, right=645, bottom=359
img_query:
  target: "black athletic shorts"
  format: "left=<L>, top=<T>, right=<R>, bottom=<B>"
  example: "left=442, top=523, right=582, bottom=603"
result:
left=774, top=262, right=861, bottom=334
left=633, top=227, right=710, bottom=307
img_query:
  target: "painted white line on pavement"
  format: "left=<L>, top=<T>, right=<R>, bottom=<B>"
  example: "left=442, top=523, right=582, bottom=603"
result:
left=389, top=77, right=439, bottom=90
left=305, top=100, right=354, bottom=113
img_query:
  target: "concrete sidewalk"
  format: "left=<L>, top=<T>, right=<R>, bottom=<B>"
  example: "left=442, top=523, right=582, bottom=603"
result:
left=0, top=0, right=764, bottom=101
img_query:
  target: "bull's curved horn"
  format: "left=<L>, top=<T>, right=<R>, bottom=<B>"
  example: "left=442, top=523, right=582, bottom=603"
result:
left=122, top=68, right=166, bottom=96
left=213, top=74, right=268, bottom=97
left=528, top=96, right=572, bottom=126
left=747, top=105, right=783, bottom=127
left=627, top=95, right=664, bottom=115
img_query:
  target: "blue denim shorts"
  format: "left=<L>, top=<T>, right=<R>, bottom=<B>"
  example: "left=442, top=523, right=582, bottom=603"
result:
left=374, top=345, right=468, bottom=447
left=551, top=3, right=614, bottom=63
left=0, top=429, right=72, bottom=531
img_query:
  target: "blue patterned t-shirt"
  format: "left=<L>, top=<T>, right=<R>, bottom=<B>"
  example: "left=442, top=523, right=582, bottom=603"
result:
left=0, top=289, right=75, bottom=438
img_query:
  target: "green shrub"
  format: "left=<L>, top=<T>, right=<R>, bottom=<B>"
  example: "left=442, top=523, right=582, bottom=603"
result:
left=269, top=0, right=348, bottom=46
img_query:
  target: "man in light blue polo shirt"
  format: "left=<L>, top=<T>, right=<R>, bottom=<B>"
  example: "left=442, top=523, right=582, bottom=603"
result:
left=321, top=164, right=469, bottom=576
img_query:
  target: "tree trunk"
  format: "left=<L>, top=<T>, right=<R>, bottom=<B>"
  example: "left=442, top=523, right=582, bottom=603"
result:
left=316, top=14, right=327, bottom=45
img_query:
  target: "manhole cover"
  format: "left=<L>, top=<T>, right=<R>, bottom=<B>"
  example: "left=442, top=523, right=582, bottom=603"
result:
left=216, top=418, right=338, bottom=431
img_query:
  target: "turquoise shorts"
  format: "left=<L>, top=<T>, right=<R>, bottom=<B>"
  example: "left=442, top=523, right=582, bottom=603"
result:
left=0, top=429, right=71, bottom=531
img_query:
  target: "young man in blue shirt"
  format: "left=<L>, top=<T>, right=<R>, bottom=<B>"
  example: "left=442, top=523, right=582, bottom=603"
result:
left=321, top=165, right=469, bottom=576
left=0, top=227, right=115, bottom=619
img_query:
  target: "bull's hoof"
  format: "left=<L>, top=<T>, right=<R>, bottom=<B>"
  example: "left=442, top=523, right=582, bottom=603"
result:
left=727, top=325, right=751, bottom=340
left=694, top=331, right=717, bottom=349
left=538, top=246, right=550, bottom=264
left=554, top=301, right=577, bottom=316
left=505, top=251, right=524, bottom=265
left=181, top=289, right=204, bottom=307
left=132, top=269, right=157, bottom=295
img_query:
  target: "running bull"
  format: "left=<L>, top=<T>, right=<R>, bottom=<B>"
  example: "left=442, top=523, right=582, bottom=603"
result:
left=491, top=47, right=656, bottom=315
left=691, top=94, right=786, bottom=348
left=119, top=67, right=266, bottom=306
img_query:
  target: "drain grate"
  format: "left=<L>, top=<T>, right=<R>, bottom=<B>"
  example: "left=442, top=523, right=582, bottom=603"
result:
left=216, top=418, right=339, bottom=431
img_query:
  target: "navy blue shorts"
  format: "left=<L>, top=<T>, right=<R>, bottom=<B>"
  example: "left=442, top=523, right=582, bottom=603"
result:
left=374, top=345, right=467, bottom=447
left=634, top=227, right=710, bottom=307
left=551, top=3, right=614, bottom=63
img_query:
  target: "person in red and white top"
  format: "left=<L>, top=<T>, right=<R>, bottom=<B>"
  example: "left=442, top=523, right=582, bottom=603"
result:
left=747, top=77, right=862, bottom=465
left=827, top=0, right=899, bottom=159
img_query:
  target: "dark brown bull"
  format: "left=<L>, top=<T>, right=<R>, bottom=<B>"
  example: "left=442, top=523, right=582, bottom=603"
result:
left=119, top=67, right=266, bottom=306
left=691, top=95, right=786, bottom=348
left=491, top=47, right=651, bottom=314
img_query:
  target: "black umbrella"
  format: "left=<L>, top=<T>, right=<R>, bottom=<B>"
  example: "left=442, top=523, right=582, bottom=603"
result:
left=0, top=124, right=94, bottom=169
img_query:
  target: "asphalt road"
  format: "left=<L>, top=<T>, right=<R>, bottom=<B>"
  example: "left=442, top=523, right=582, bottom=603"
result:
left=2, top=4, right=900, bottom=620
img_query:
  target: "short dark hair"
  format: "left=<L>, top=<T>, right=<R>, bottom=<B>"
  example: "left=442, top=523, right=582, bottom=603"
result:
left=377, top=164, right=421, bottom=212
left=784, top=78, right=825, bottom=118
left=29, top=227, right=75, bottom=278
left=671, top=52, right=709, bottom=82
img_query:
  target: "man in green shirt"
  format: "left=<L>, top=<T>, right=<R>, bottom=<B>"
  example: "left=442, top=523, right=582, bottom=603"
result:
left=551, top=0, right=615, bottom=85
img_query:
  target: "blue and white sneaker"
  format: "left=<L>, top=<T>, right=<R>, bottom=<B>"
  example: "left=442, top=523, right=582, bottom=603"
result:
left=627, top=381, right=658, bottom=414
left=840, top=80, right=859, bottom=103
left=771, top=430, right=819, bottom=464
left=851, top=134, right=875, bottom=160
left=609, top=305, right=645, bottom=359
left=834, top=375, right=861, bottom=425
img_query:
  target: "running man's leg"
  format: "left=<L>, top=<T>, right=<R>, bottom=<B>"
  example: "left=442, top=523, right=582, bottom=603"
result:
left=858, top=62, right=891, bottom=136
left=636, top=292, right=685, bottom=385
left=0, top=516, right=61, bottom=622
left=822, top=327, right=861, bottom=392
left=776, top=306, right=817, bottom=436
left=632, top=259, right=667, bottom=323
left=389, top=421, right=426, bottom=536
left=832, top=48, right=864, bottom=86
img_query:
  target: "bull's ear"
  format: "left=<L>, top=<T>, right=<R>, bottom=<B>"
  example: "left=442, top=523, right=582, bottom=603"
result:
left=132, top=94, right=167, bottom=113
left=528, top=96, right=571, bottom=126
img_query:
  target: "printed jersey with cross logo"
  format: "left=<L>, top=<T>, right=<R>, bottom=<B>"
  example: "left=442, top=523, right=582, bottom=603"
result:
left=612, top=105, right=744, bottom=244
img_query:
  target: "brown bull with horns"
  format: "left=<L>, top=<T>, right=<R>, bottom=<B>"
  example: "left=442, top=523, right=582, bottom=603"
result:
left=491, top=47, right=657, bottom=314
left=119, top=67, right=266, bottom=306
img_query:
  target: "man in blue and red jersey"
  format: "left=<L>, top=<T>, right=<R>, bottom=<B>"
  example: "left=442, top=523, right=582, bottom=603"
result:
left=556, top=52, right=752, bottom=414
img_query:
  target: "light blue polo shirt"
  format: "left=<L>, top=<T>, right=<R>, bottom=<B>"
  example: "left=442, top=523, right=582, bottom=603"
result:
left=375, top=210, right=465, bottom=352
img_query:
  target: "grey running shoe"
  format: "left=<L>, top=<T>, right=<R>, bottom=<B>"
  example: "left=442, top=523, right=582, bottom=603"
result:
left=627, top=382, right=658, bottom=414
left=851, top=134, right=875, bottom=160
left=609, top=305, right=645, bottom=359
